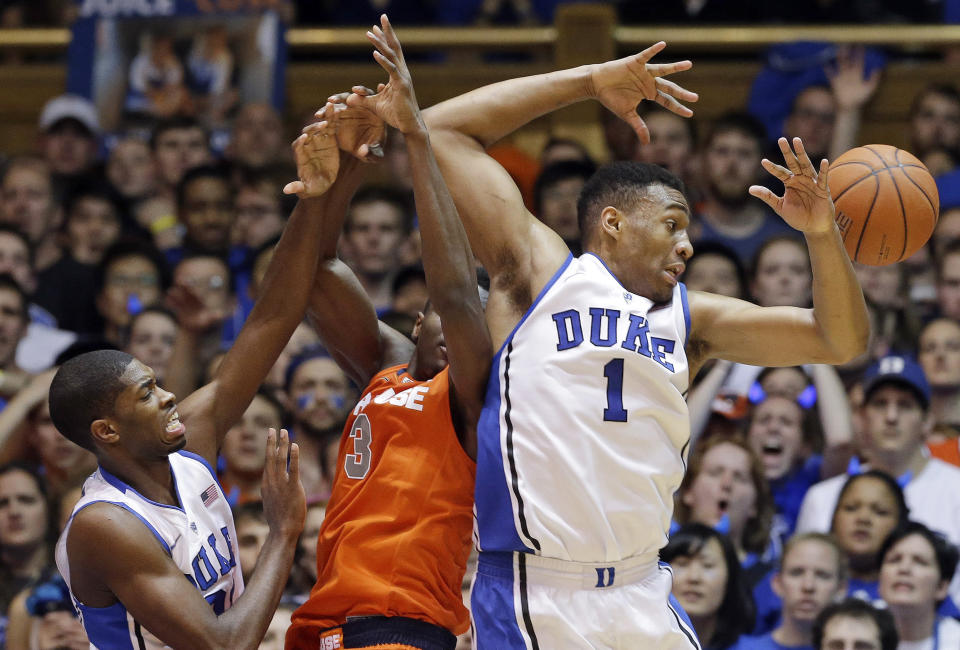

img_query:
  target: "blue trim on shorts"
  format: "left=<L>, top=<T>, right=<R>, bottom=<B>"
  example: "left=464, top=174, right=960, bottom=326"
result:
left=472, top=552, right=530, bottom=650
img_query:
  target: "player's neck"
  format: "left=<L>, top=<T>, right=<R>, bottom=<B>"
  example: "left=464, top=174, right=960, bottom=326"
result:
left=100, top=454, right=180, bottom=508
left=773, top=615, right=813, bottom=647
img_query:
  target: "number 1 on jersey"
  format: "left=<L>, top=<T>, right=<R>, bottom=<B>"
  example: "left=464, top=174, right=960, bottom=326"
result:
left=603, top=358, right=628, bottom=422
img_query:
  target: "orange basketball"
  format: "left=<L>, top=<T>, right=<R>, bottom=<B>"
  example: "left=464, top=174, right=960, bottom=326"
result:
left=829, top=145, right=939, bottom=266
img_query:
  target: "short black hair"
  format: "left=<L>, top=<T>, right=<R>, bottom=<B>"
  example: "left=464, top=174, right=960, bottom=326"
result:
left=346, top=185, right=415, bottom=235
left=660, top=524, right=755, bottom=648
left=125, top=306, right=178, bottom=348
left=812, top=598, right=898, bottom=650
left=832, top=470, right=910, bottom=536
left=704, top=111, right=768, bottom=151
left=533, top=159, right=598, bottom=216
left=636, top=102, right=698, bottom=147
left=149, top=115, right=208, bottom=151
left=49, top=349, right=136, bottom=452
left=95, top=239, right=169, bottom=295
left=685, top=241, right=747, bottom=298
left=910, top=83, right=960, bottom=117
left=176, top=164, right=232, bottom=212
left=63, top=177, right=123, bottom=227
left=576, top=161, right=685, bottom=248
left=879, top=520, right=960, bottom=587
left=391, top=265, right=425, bottom=297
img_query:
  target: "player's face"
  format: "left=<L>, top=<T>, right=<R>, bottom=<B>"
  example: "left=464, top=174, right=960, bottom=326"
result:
left=911, top=93, right=960, bottom=156
left=820, top=615, right=882, bottom=650
left=831, top=476, right=900, bottom=564
left=236, top=515, right=270, bottom=583
left=774, top=539, right=843, bottom=623
left=0, top=232, right=35, bottom=292
left=97, top=255, right=161, bottom=328
left=31, top=400, right=94, bottom=474
left=682, top=442, right=757, bottom=539
left=635, top=112, right=693, bottom=177
left=154, top=127, right=211, bottom=187
left=937, top=253, right=960, bottom=321
left=222, top=395, right=283, bottom=476
left=682, top=253, right=742, bottom=298
left=860, top=385, right=926, bottom=459
left=110, top=359, right=185, bottom=456
left=751, top=240, right=812, bottom=307
left=669, top=537, right=728, bottom=619
left=0, top=287, right=27, bottom=367
left=107, top=139, right=157, bottom=200
left=290, top=358, right=351, bottom=434
left=539, top=176, right=584, bottom=244
left=703, top=130, right=761, bottom=205
left=297, top=503, right=327, bottom=582
left=67, top=196, right=121, bottom=265
left=918, top=319, right=960, bottom=389
left=785, top=88, right=836, bottom=158
left=616, top=184, right=692, bottom=304
left=126, top=312, right=177, bottom=383
left=0, top=166, right=57, bottom=243
left=747, top=396, right=805, bottom=481
left=181, top=178, right=235, bottom=252
left=879, top=533, right=947, bottom=611
left=412, top=307, right=448, bottom=379
left=343, top=202, right=406, bottom=277
left=0, top=468, right=49, bottom=550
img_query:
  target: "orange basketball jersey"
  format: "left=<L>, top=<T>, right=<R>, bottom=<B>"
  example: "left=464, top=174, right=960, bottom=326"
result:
left=288, top=365, right=475, bottom=645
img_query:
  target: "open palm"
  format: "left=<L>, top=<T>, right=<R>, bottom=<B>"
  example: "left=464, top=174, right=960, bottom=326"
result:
left=750, top=137, right=836, bottom=234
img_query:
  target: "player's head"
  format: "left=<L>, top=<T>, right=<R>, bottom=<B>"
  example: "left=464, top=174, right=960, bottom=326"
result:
left=682, top=241, right=746, bottom=299
left=830, top=470, right=909, bottom=577
left=577, top=161, right=691, bottom=303
left=660, top=523, right=755, bottom=647
left=774, top=532, right=847, bottom=627
left=410, top=274, right=489, bottom=380
left=702, top=111, right=767, bottom=207
left=879, top=521, right=959, bottom=611
left=49, top=349, right=183, bottom=457
left=812, top=598, right=898, bottom=650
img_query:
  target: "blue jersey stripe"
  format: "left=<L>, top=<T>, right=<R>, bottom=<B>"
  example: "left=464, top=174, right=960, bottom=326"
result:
left=679, top=282, right=691, bottom=347
left=73, top=500, right=171, bottom=555
left=76, top=600, right=137, bottom=650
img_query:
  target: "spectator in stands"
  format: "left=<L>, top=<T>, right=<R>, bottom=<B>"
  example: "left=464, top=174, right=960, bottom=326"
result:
left=150, top=116, right=212, bottom=199
left=338, top=185, right=414, bottom=314
left=233, top=501, right=269, bottom=584
left=733, top=533, right=847, bottom=650
left=123, top=307, right=177, bottom=387
left=0, top=156, right=61, bottom=272
left=106, top=136, right=159, bottom=205
left=226, top=103, right=288, bottom=171
left=908, top=84, right=960, bottom=163
left=232, top=165, right=293, bottom=250
left=35, top=180, right=123, bottom=334
left=750, top=235, right=812, bottom=308
left=186, top=26, right=237, bottom=125
left=125, top=32, right=189, bottom=119
left=0, top=463, right=53, bottom=644
left=936, top=241, right=960, bottom=321
left=389, top=265, right=428, bottom=321
left=676, top=434, right=775, bottom=572
left=635, top=103, right=700, bottom=198
left=539, top=137, right=593, bottom=167
left=853, top=262, right=922, bottom=360
left=533, top=159, right=596, bottom=254
left=264, top=321, right=319, bottom=398
left=682, top=242, right=747, bottom=299
left=94, top=241, right=166, bottom=346
left=285, top=345, right=353, bottom=500
left=286, top=500, right=328, bottom=605
left=219, top=390, right=285, bottom=506
left=0, top=275, right=32, bottom=401
left=661, top=523, right=756, bottom=649
left=917, top=318, right=960, bottom=434
left=931, top=201, right=960, bottom=260
left=693, top=113, right=794, bottom=267
left=600, top=106, right=637, bottom=162
left=171, top=253, right=238, bottom=357
left=812, top=598, right=898, bottom=650
left=171, top=165, right=237, bottom=262
left=878, top=522, right=960, bottom=648
left=36, top=94, right=101, bottom=182
left=262, top=603, right=295, bottom=650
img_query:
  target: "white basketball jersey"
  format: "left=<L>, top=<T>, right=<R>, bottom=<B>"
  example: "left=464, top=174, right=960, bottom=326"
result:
left=56, top=451, right=244, bottom=649
left=475, top=253, right=691, bottom=563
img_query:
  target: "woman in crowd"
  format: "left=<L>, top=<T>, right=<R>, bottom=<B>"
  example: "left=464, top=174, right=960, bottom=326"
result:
left=661, top=523, right=756, bottom=649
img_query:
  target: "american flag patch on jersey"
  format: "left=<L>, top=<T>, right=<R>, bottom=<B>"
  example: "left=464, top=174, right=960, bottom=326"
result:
left=200, top=484, right=219, bottom=507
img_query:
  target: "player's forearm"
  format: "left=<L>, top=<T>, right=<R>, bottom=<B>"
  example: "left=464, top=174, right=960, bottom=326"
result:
left=423, top=65, right=594, bottom=148
left=208, top=531, right=297, bottom=650
left=404, top=127, right=479, bottom=310
left=806, top=227, right=870, bottom=363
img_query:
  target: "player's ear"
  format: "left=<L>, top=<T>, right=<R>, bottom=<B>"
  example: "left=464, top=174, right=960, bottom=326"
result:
left=598, top=206, right=621, bottom=240
left=90, top=418, right=119, bottom=445
left=411, top=312, right=424, bottom=343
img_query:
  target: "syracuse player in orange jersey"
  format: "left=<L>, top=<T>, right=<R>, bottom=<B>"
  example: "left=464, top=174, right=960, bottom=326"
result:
left=286, top=16, right=492, bottom=650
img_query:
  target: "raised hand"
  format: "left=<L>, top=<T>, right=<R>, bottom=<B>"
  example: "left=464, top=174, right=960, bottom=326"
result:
left=750, top=137, right=836, bottom=234
left=327, top=90, right=386, bottom=162
left=826, top=46, right=880, bottom=112
left=261, top=428, right=306, bottom=540
left=346, top=15, right=425, bottom=135
left=589, top=41, right=698, bottom=145
left=283, top=109, right=340, bottom=198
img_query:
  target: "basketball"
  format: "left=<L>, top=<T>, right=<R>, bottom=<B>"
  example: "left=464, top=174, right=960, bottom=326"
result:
left=829, top=145, right=939, bottom=266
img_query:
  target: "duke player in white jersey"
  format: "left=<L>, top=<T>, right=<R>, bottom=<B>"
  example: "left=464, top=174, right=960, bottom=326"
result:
left=45, top=115, right=364, bottom=649
left=421, top=44, right=871, bottom=648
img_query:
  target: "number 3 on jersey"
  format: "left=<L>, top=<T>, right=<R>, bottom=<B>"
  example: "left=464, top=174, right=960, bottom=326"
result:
left=344, top=413, right=372, bottom=479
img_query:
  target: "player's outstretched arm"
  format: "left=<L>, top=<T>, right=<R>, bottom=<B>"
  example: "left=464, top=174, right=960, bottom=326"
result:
left=178, top=119, right=342, bottom=465
left=688, top=137, right=870, bottom=368
left=352, top=16, right=492, bottom=446
left=65, top=429, right=304, bottom=650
